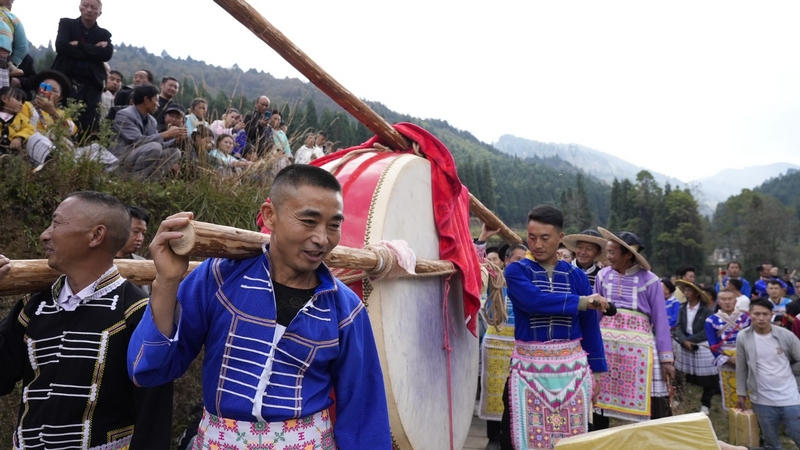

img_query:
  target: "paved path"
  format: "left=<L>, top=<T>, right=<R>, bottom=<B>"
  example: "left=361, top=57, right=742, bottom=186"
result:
left=462, top=414, right=489, bottom=450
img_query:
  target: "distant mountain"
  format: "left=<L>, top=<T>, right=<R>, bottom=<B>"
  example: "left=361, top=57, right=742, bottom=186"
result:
left=492, top=134, right=799, bottom=215
left=694, top=164, right=800, bottom=213
left=493, top=135, right=686, bottom=188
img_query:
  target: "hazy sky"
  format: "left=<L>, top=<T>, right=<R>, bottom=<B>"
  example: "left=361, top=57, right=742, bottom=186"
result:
left=16, top=0, right=800, bottom=182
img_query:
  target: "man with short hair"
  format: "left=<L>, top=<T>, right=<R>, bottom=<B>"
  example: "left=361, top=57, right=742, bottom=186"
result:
left=101, top=68, right=123, bottom=112
left=116, top=206, right=148, bottom=260
left=769, top=266, right=796, bottom=296
left=594, top=228, right=675, bottom=427
left=766, top=279, right=792, bottom=325
left=132, top=68, right=153, bottom=87
left=736, top=298, right=800, bottom=449
left=111, top=84, right=185, bottom=179
left=51, top=0, right=113, bottom=134
left=154, top=76, right=179, bottom=128
left=128, top=165, right=393, bottom=448
left=726, top=278, right=750, bottom=313
left=500, top=205, right=608, bottom=449
left=294, top=132, right=324, bottom=164
left=716, top=261, right=751, bottom=298
left=754, top=263, right=776, bottom=298
left=0, top=191, right=172, bottom=449
left=243, top=95, right=271, bottom=156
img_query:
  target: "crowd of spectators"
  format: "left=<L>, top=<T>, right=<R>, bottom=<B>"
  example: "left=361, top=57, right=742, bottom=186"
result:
left=0, top=0, right=336, bottom=180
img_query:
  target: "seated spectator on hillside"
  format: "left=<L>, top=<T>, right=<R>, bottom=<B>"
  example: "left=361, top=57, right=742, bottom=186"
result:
left=210, top=108, right=248, bottom=157
left=185, top=97, right=209, bottom=137
left=0, top=0, right=28, bottom=87
left=161, top=102, right=188, bottom=151
left=132, top=69, right=153, bottom=87
left=189, top=124, right=213, bottom=159
left=208, top=133, right=252, bottom=175
left=154, top=76, right=179, bottom=129
left=315, top=131, right=327, bottom=153
left=243, top=95, right=271, bottom=157
left=11, top=54, right=36, bottom=99
left=105, top=85, right=133, bottom=122
left=115, top=205, right=151, bottom=293
left=0, top=85, right=31, bottom=154
left=21, top=70, right=117, bottom=172
left=269, top=110, right=291, bottom=156
left=101, top=68, right=123, bottom=114
left=293, top=132, right=324, bottom=164
left=111, top=84, right=184, bottom=179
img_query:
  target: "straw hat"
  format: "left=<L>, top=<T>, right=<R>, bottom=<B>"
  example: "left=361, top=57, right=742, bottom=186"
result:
left=597, top=227, right=651, bottom=271
left=675, top=279, right=713, bottom=305
left=562, top=229, right=607, bottom=262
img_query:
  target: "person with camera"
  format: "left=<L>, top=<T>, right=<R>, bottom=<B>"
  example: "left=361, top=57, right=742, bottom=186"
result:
left=673, top=279, right=719, bottom=415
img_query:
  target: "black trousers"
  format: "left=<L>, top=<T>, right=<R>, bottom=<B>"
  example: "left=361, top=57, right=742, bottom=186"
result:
left=73, top=82, right=104, bottom=137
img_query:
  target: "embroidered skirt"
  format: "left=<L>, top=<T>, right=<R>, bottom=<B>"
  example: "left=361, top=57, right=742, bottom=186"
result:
left=718, top=346, right=749, bottom=411
left=479, top=324, right=515, bottom=421
left=596, top=309, right=667, bottom=422
left=508, top=339, right=592, bottom=450
left=675, top=340, right=718, bottom=377
left=192, top=408, right=337, bottom=450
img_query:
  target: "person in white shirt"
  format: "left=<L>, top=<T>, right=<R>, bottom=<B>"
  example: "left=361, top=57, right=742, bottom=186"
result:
left=736, top=298, right=800, bottom=449
left=726, top=278, right=750, bottom=313
left=294, top=132, right=324, bottom=164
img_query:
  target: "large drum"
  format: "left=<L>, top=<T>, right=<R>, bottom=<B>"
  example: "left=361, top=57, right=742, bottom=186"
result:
left=320, top=151, right=479, bottom=450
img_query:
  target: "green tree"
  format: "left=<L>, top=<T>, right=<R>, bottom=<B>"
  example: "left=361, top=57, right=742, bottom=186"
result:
left=652, top=189, right=705, bottom=276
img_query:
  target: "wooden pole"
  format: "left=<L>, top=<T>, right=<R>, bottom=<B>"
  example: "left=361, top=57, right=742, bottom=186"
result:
left=212, top=0, right=410, bottom=151
left=0, top=260, right=202, bottom=297
left=469, top=195, right=523, bottom=244
left=170, top=220, right=456, bottom=275
left=212, top=0, right=519, bottom=244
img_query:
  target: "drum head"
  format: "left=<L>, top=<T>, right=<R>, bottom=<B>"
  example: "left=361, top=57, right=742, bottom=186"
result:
left=323, top=153, right=478, bottom=450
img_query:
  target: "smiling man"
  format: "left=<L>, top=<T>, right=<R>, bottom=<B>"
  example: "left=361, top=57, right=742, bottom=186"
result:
left=128, top=164, right=393, bottom=449
left=0, top=191, right=172, bottom=449
left=500, top=205, right=608, bottom=450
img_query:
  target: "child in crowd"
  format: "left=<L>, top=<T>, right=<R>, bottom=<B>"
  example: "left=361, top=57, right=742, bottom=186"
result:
left=185, top=98, right=209, bottom=136
left=208, top=133, right=252, bottom=175
left=209, top=108, right=247, bottom=156
left=0, top=85, right=31, bottom=154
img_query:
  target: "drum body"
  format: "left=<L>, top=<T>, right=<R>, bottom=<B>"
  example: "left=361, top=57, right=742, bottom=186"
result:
left=321, top=152, right=478, bottom=450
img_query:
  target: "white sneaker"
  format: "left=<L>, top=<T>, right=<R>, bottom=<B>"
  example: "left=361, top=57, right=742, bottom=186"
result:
left=700, top=406, right=710, bottom=415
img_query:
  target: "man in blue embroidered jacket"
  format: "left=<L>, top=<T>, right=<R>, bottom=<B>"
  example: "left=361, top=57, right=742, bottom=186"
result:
left=499, top=205, right=609, bottom=450
left=128, top=164, right=392, bottom=449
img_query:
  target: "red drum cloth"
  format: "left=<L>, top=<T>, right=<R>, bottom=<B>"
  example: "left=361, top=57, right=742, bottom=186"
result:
left=310, top=122, right=483, bottom=337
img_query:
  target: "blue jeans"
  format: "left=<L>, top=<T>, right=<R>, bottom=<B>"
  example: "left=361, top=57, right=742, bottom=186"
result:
left=751, top=402, right=800, bottom=449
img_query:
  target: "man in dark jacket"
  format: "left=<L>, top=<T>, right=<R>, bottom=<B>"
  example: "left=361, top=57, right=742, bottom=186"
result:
left=243, top=95, right=272, bottom=157
left=50, top=0, right=112, bottom=136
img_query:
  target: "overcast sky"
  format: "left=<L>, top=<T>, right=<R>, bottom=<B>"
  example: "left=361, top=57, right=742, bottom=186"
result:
left=17, top=0, right=800, bottom=182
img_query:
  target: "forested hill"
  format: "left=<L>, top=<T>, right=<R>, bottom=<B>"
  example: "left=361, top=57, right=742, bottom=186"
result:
left=30, top=43, right=611, bottom=228
left=756, top=168, right=800, bottom=219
